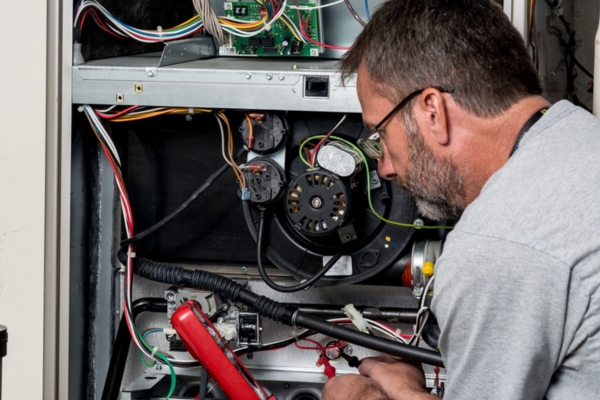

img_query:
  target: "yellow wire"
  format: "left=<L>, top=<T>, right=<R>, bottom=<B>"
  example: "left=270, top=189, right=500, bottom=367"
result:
left=109, top=108, right=212, bottom=122
left=218, top=113, right=247, bottom=189
left=245, top=113, right=254, bottom=142
left=171, top=15, right=200, bottom=30
left=280, top=14, right=302, bottom=41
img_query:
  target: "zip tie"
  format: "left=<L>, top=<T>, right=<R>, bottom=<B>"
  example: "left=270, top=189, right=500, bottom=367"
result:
left=128, top=251, right=136, bottom=258
left=188, top=107, right=194, bottom=115
left=157, top=25, right=163, bottom=42
left=150, top=346, right=159, bottom=358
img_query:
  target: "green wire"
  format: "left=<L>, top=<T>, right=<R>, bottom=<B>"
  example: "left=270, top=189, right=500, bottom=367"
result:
left=298, top=135, right=453, bottom=230
left=136, top=327, right=177, bottom=399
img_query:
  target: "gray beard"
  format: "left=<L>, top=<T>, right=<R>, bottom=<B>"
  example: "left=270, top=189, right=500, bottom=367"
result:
left=395, top=116, right=467, bottom=221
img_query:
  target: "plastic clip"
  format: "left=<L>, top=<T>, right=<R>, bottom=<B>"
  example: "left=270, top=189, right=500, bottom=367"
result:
left=157, top=26, right=163, bottom=42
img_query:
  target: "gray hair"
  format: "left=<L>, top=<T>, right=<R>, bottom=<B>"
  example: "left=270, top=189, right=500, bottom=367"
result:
left=340, top=0, right=542, bottom=117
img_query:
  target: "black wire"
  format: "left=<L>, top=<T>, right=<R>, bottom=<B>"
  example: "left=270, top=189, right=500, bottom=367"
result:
left=234, top=330, right=317, bottom=356
left=256, top=209, right=343, bottom=292
left=558, top=15, right=594, bottom=79
left=120, top=147, right=248, bottom=247
left=343, top=0, right=367, bottom=27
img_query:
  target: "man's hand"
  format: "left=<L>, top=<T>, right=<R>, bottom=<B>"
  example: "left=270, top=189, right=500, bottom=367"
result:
left=322, top=374, right=390, bottom=400
left=322, top=355, right=438, bottom=400
left=359, top=355, right=436, bottom=399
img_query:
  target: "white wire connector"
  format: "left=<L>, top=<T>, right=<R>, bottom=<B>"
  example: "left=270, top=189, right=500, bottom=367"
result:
left=342, top=304, right=371, bottom=333
left=128, top=251, right=137, bottom=258
left=150, top=346, right=159, bottom=358
left=163, top=328, right=177, bottom=335
left=157, top=25, right=163, bottom=42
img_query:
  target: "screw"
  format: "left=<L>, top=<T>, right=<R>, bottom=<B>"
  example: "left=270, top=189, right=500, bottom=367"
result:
left=311, top=197, right=323, bottom=208
left=413, top=219, right=424, bottom=229
left=284, top=383, right=290, bottom=389
left=185, top=114, right=193, bottom=122
left=371, top=177, right=378, bottom=184
left=241, top=266, right=248, bottom=272
left=245, top=73, right=252, bottom=80
left=278, top=74, right=285, bottom=81
left=345, top=345, right=353, bottom=355
left=217, top=317, right=224, bottom=324
left=228, top=307, right=239, bottom=317
left=266, top=74, right=273, bottom=80
left=165, top=292, right=175, bottom=301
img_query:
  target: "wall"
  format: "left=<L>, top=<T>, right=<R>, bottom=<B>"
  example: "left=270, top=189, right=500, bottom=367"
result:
left=0, top=0, right=48, bottom=398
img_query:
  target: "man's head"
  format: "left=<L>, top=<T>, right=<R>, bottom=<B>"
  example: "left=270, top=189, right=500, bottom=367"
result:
left=342, top=0, right=542, bottom=220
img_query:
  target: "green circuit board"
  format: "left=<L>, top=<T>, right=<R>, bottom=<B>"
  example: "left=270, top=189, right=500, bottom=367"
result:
left=222, top=1, right=320, bottom=57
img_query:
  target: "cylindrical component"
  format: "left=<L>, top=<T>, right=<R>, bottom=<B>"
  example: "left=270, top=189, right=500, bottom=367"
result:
left=594, top=8, right=600, bottom=118
left=316, top=142, right=363, bottom=177
left=0, top=325, right=6, bottom=400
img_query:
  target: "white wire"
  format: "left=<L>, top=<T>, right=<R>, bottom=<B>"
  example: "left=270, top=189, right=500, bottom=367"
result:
left=214, top=114, right=233, bottom=167
left=287, top=0, right=345, bottom=9
left=409, top=276, right=435, bottom=346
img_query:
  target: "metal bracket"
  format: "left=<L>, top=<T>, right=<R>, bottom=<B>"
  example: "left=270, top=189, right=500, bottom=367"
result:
left=158, top=37, right=217, bottom=68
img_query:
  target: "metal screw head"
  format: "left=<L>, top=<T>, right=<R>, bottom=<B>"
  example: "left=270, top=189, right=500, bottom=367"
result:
left=345, top=345, right=353, bottom=355
left=165, top=292, right=176, bottom=301
left=245, top=73, right=252, bottom=80
left=241, top=266, right=248, bottom=272
left=311, top=196, right=323, bottom=209
left=217, top=317, right=224, bottom=324
left=413, top=219, right=424, bottom=229
left=185, top=114, right=193, bottom=122
left=266, top=74, right=273, bottom=80
left=228, top=307, right=239, bottom=318
left=278, top=74, right=285, bottom=81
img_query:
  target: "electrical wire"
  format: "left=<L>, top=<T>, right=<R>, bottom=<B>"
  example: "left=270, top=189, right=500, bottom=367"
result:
left=292, top=0, right=350, bottom=50
left=287, top=0, right=345, bottom=10
left=309, top=114, right=347, bottom=167
left=298, top=135, right=454, bottom=230
left=364, top=0, right=370, bottom=19
left=257, top=209, right=344, bottom=292
left=343, top=0, right=367, bottom=27
left=120, top=147, right=247, bottom=247
left=409, top=276, right=435, bottom=346
left=529, top=0, right=540, bottom=71
left=192, top=0, right=228, bottom=44
left=74, top=0, right=204, bottom=43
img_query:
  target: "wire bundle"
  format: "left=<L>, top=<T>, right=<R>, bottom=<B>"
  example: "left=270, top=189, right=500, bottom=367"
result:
left=74, top=0, right=356, bottom=50
left=80, top=104, right=252, bottom=399
left=74, top=0, right=204, bottom=43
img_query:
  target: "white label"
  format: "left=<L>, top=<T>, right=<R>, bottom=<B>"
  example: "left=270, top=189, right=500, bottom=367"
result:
left=324, top=255, right=353, bottom=276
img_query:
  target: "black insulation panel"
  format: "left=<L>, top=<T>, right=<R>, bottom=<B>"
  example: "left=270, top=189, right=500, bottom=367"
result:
left=121, top=112, right=256, bottom=264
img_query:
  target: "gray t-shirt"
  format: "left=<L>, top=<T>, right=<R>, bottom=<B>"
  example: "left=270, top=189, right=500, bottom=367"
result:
left=431, top=100, right=600, bottom=399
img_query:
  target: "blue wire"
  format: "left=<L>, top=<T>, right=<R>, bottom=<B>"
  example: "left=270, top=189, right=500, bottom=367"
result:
left=143, top=328, right=164, bottom=340
left=364, top=0, right=370, bottom=19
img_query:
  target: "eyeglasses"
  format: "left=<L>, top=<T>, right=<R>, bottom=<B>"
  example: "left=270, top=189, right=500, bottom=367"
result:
left=357, top=87, right=454, bottom=159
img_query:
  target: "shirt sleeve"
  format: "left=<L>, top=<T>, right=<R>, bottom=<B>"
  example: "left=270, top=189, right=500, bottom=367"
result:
left=431, top=231, right=575, bottom=400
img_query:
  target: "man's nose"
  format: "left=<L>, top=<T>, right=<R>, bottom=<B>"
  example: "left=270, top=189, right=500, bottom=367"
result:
left=377, top=149, right=397, bottom=181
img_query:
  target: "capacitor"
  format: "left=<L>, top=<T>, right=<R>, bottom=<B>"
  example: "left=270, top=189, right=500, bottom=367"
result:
left=316, top=141, right=363, bottom=177
left=282, top=37, right=291, bottom=47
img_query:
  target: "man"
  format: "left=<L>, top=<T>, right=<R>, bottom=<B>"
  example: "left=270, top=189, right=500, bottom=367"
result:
left=323, top=0, right=600, bottom=399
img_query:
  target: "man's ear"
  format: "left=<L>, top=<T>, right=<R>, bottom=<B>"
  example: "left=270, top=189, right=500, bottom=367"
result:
left=417, top=88, right=449, bottom=146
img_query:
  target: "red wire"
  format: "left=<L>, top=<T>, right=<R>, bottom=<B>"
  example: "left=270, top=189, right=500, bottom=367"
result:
left=96, top=105, right=141, bottom=119
left=293, top=0, right=350, bottom=51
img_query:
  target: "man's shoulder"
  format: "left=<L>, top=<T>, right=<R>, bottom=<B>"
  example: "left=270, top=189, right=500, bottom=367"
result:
left=455, top=101, right=600, bottom=266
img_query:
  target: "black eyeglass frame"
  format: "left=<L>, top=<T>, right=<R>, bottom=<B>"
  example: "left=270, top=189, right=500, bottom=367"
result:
left=358, top=86, right=454, bottom=159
